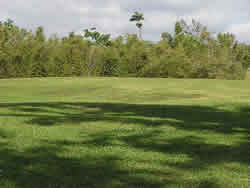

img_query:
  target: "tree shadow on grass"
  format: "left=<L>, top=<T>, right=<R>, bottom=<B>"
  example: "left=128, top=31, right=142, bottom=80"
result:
left=0, top=102, right=249, bottom=187
left=0, top=147, right=219, bottom=188
left=0, top=102, right=249, bottom=134
left=0, top=128, right=182, bottom=188
left=79, top=126, right=250, bottom=170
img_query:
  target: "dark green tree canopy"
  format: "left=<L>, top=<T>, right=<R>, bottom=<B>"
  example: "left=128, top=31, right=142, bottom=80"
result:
left=0, top=18, right=249, bottom=80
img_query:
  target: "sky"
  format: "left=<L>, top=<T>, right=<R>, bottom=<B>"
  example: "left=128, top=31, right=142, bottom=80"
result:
left=0, top=0, right=249, bottom=43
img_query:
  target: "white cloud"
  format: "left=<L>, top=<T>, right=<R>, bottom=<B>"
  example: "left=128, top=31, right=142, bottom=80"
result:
left=0, top=0, right=249, bottom=43
left=228, top=23, right=250, bottom=43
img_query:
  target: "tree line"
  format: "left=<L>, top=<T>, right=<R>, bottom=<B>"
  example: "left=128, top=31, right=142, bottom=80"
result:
left=0, top=17, right=250, bottom=79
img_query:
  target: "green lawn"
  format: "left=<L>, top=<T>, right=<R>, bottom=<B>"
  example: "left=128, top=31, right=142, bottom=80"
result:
left=0, top=77, right=249, bottom=188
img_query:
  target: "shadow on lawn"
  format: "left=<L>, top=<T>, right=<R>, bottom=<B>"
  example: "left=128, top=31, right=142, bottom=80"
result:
left=0, top=102, right=250, bottom=134
left=0, top=128, right=187, bottom=188
left=0, top=102, right=250, bottom=187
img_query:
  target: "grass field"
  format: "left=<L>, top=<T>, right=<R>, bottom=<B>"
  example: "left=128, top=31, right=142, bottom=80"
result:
left=0, top=77, right=249, bottom=188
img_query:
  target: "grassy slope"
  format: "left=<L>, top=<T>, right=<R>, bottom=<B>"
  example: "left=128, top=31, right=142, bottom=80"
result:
left=0, top=77, right=249, bottom=188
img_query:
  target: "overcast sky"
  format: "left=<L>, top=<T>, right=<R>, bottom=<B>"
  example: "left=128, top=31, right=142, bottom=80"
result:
left=0, top=0, right=249, bottom=43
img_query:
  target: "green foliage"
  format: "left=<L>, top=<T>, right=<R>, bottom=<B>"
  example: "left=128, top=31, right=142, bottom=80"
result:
left=102, top=47, right=121, bottom=76
left=161, top=32, right=174, bottom=48
left=175, top=21, right=183, bottom=35
left=83, top=28, right=112, bottom=47
left=0, top=19, right=249, bottom=80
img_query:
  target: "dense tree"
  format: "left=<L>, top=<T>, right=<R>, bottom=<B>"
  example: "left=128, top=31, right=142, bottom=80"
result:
left=0, top=19, right=249, bottom=80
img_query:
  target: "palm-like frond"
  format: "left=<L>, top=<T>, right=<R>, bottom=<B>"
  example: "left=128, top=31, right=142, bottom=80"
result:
left=130, top=12, right=144, bottom=22
left=129, top=11, right=144, bottom=40
left=136, top=22, right=143, bottom=29
left=129, top=17, right=137, bottom=22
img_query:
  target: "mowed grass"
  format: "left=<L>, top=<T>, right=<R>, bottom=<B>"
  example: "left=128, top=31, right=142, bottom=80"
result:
left=0, top=77, right=250, bottom=188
